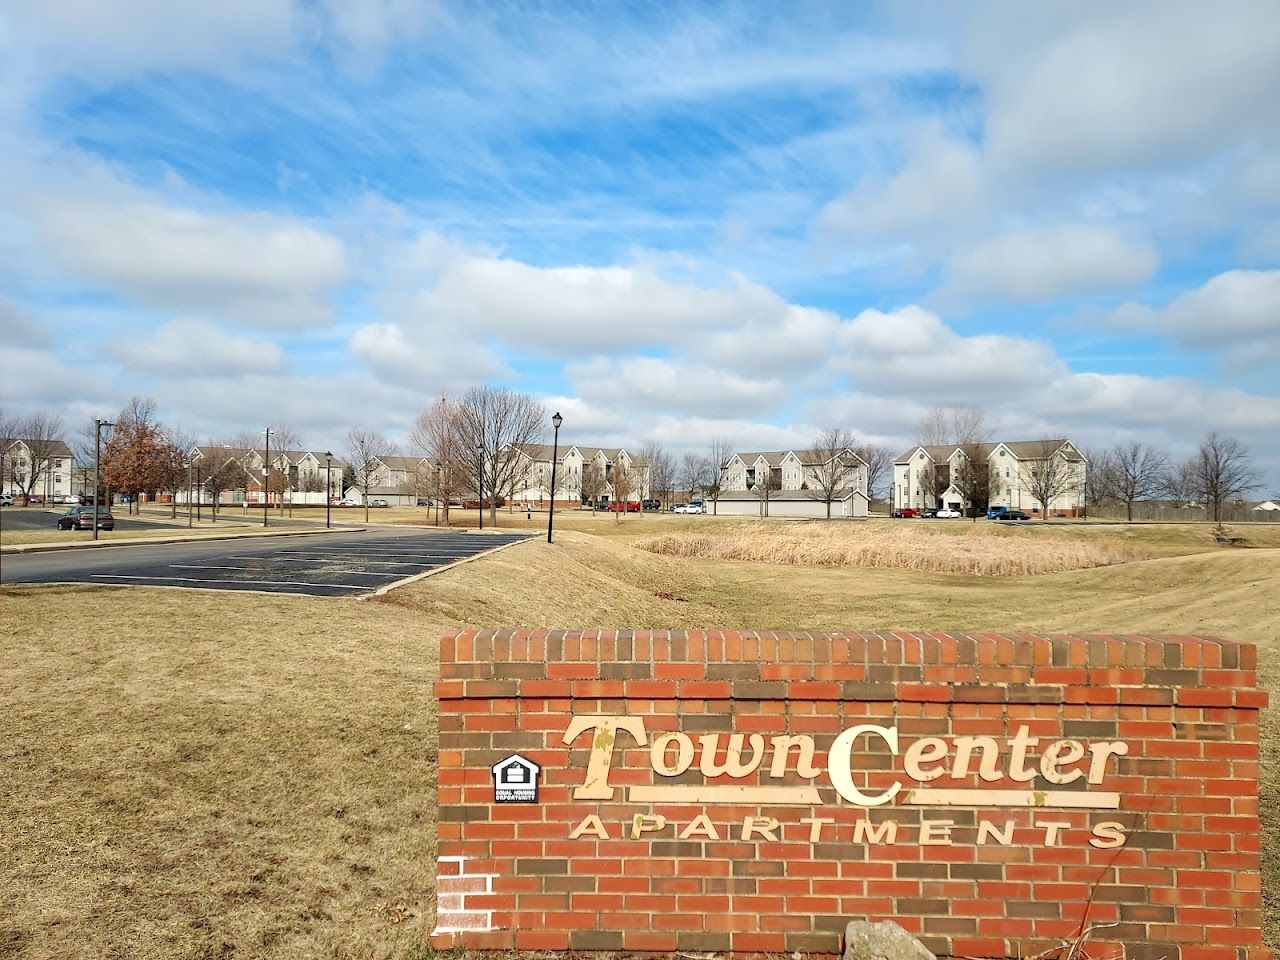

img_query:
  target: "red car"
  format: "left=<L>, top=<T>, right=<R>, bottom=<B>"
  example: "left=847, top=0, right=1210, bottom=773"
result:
left=608, top=501, right=641, bottom=512
left=892, top=507, right=919, bottom=518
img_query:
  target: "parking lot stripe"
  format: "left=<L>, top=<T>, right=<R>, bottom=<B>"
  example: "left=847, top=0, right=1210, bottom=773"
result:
left=167, top=563, right=404, bottom=578
left=234, top=555, right=466, bottom=566
left=89, top=574, right=367, bottom=590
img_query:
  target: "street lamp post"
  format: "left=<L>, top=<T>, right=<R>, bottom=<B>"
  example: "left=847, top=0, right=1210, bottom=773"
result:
left=196, top=464, right=202, bottom=523
left=185, top=459, right=193, bottom=528
left=93, top=418, right=115, bottom=540
left=325, top=452, right=333, bottom=529
left=476, top=444, right=484, bottom=531
left=547, top=412, right=562, bottom=543
left=435, top=462, right=442, bottom=527
left=262, top=427, right=272, bottom=528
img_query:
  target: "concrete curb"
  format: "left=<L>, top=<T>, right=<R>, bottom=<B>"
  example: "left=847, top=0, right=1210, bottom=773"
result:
left=1, top=526, right=367, bottom=555
left=365, top=535, right=533, bottom=598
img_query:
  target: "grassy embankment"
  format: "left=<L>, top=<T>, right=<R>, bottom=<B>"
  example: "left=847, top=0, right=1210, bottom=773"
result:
left=1, top=523, right=1278, bottom=958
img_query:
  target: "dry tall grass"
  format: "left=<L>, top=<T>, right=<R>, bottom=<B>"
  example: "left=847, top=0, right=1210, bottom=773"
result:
left=636, top=523, right=1154, bottom=576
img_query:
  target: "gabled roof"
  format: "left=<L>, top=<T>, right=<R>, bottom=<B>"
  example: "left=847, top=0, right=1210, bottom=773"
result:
left=4, top=439, right=74, bottom=458
left=191, top=445, right=256, bottom=463
left=896, top=439, right=1085, bottom=465
left=374, top=455, right=424, bottom=471
left=735, top=450, right=789, bottom=468
left=509, top=443, right=648, bottom=468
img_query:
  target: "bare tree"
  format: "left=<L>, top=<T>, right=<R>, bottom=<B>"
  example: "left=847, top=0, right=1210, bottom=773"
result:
left=581, top=460, right=607, bottom=511
left=853, top=443, right=892, bottom=504
left=413, top=395, right=467, bottom=525
left=707, top=437, right=734, bottom=515
left=346, top=427, right=394, bottom=523
left=270, top=424, right=302, bottom=514
left=453, top=386, right=546, bottom=526
left=197, top=445, right=246, bottom=522
left=160, top=426, right=197, bottom=518
left=751, top=461, right=782, bottom=517
left=9, top=412, right=67, bottom=505
left=952, top=446, right=996, bottom=520
left=805, top=428, right=859, bottom=519
left=916, top=459, right=945, bottom=510
left=1191, top=433, right=1259, bottom=523
left=1107, top=442, right=1169, bottom=521
left=917, top=406, right=990, bottom=447
left=678, top=452, right=710, bottom=505
left=611, top=457, right=641, bottom=522
left=1080, top=446, right=1114, bottom=513
left=1161, top=457, right=1198, bottom=509
left=637, top=442, right=673, bottom=510
left=1020, top=441, right=1079, bottom=520
left=0, top=408, right=22, bottom=495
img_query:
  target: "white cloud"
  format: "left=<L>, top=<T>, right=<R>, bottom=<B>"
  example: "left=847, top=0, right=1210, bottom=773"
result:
left=348, top=322, right=511, bottom=389
left=971, top=1, right=1280, bottom=177
left=107, top=318, right=289, bottom=377
left=0, top=346, right=112, bottom=405
left=938, top=225, right=1156, bottom=305
left=0, top=297, right=50, bottom=348
left=568, top=355, right=784, bottom=419
left=816, top=126, right=987, bottom=244
left=26, top=187, right=347, bottom=328
left=1113, top=269, right=1280, bottom=367
left=832, top=305, right=1062, bottom=400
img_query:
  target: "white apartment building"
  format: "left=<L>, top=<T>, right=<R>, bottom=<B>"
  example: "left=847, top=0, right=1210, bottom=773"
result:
left=716, top=448, right=870, bottom=518
left=1, top=439, right=75, bottom=501
left=508, top=444, right=651, bottom=506
left=893, top=439, right=1088, bottom=516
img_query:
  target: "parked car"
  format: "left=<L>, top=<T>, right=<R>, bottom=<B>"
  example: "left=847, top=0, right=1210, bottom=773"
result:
left=892, top=508, right=919, bottom=518
left=608, top=500, right=641, bottom=512
left=27, top=494, right=45, bottom=505
left=369, top=499, right=390, bottom=508
left=684, top=503, right=705, bottom=514
left=335, top=498, right=360, bottom=507
left=58, top=493, right=85, bottom=505
left=57, top=506, right=114, bottom=530
left=921, top=507, right=938, bottom=518
left=1002, top=510, right=1031, bottom=520
left=935, top=508, right=962, bottom=519
left=0, top=494, right=13, bottom=507
left=673, top=504, right=690, bottom=514
left=642, top=499, right=662, bottom=511
left=985, top=506, right=1009, bottom=520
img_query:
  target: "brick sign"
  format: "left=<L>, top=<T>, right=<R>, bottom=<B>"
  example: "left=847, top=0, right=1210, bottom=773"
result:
left=431, top=629, right=1267, bottom=960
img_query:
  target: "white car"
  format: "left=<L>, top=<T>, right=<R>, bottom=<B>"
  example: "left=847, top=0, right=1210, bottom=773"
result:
left=685, top=503, right=706, bottom=514
left=935, top=508, right=962, bottom=519
left=673, top=504, right=690, bottom=514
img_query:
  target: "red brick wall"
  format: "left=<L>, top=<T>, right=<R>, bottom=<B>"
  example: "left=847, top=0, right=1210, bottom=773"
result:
left=431, top=629, right=1268, bottom=960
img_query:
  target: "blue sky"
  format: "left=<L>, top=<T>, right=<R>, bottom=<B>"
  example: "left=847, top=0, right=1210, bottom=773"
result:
left=0, top=1, right=1278, bottom=488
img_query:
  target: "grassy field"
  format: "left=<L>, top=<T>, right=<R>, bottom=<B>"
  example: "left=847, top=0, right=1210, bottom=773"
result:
left=2, top=524, right=1278, bottom=958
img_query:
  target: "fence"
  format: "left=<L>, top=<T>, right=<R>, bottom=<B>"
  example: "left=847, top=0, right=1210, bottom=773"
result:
left=1085, top=503, right=1279, bottom=523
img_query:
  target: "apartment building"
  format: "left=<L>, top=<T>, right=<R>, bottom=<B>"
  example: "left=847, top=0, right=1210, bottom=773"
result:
left=716, top=447, right=870, bottom=518
left=893, top=439, right=1088, bottom=516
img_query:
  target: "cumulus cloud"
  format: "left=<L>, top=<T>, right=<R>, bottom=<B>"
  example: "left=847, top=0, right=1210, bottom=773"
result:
left=0, top=346, right=113, bottom=405
left=1113, top=269, right=1280, bottom=368
left=568, top=356, right=785, bottom=419
left=970, top=0, right=1280, bottom=177
left=348, top=322, right=511, bottom=389
left=107, top=317, right=289, bottom=377
left=0, top=297, right=50, bottom=348
left=832, top=305, right=1063, bottom=400
left=26, top=189, right=347, bottom=328
left=816, top=126, right=987, bottom=244
left=936, top=225, right=1157, bottom=305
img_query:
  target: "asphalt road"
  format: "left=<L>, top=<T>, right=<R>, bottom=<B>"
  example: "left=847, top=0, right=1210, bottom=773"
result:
left=1, top=527, right=531, bottom=597
left=0, top=508, right=176, bottom=532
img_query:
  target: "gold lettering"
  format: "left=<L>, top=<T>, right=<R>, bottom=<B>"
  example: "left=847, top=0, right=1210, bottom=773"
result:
left=651, top=732, right=695, bottom=776
left=977, top=820, right=1015, bottom=845
left=563, top=716, right=648, bottom=800
left=801, top=815, right=835, bottom=842
left=1086, top=741, right=1129, bottom=784
left=1090, top=822, right=1128, bottom=848
left=698, top=733, right=765, bottom=778
left=1040, top=739, right=1086, bottom=785
left=769, top=735, right=821, bottom=778
left=569, top=814, right=609, bottom=840
left=950, top=735, right=1002, bottom=781
left=678, top=814, right=721, bottom=841
left=740, top=816, right=780, bottom=842
left=630, top=813, right=667, bottom=839
left=920, top=819, right=954, bottom=845
left=903, top=737, right=948, bottom=782
left=852, top=819, right=899, bottom=844
left=828, top=724, right=901, bottom=806
left=1041, top=821, right=1071, bottom=846
left=1008, top=726, right=1040, bottom=783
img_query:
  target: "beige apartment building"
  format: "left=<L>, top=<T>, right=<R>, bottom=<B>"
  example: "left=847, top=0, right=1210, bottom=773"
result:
left=893, top=439, right=1088, bottom=516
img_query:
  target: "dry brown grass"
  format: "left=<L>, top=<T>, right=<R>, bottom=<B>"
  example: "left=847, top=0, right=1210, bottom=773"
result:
left=3, top=526, right=1279, bottom=957
left=635, top=522, right=1156, bottom=576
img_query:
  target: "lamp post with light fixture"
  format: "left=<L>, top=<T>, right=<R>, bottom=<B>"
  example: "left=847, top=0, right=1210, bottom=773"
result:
left=262, top=427, right=272, bottom=527
left=547, top=411, right=562, bottom=543
left=325, top=452, right=333, bottom=529
left=93, top=418, right=115, bottom=540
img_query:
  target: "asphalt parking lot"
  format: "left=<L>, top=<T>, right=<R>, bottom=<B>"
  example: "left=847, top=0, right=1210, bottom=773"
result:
left=0, top=507, right=176, bottom=532
left=2, top=528, right=531, bottom=597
